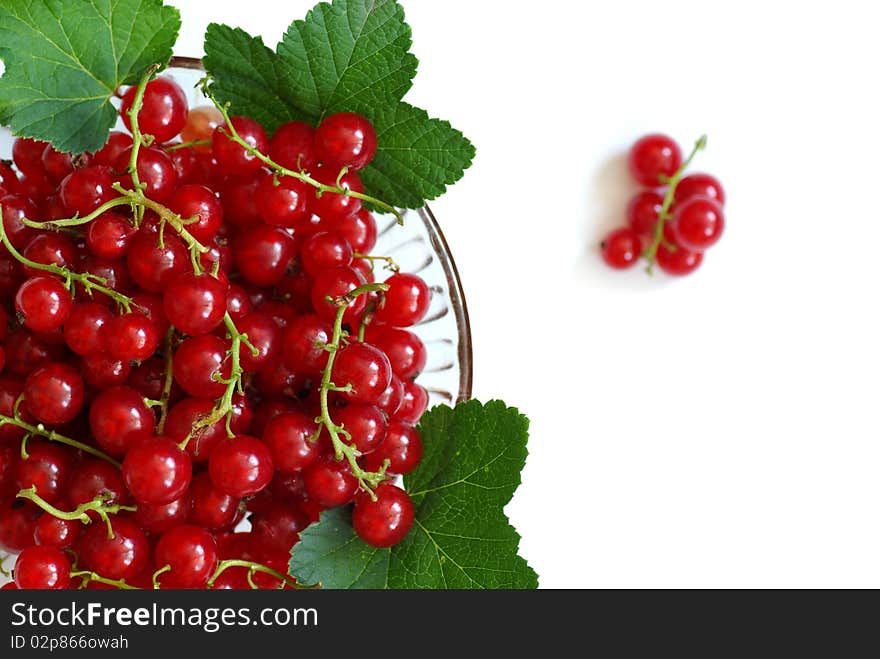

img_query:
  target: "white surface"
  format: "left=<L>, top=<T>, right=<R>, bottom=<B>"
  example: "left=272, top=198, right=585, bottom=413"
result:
left=156, top=1, right=880, bottom=587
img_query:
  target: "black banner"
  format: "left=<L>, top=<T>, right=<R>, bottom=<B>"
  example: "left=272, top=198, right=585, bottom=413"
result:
left=0, top=590, right=873, bottom=654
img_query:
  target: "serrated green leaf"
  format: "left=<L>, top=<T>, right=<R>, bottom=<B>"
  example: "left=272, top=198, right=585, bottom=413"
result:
left=0, top=0, right=180, bottom=153
left=360, top=102, right=476, bottom=209
left=276, top=0, right=417, bottom=122
left=291, top=507, right=390, bottom=589
left=290, top=400, right=538, bottom=589
left=203, top=0, right=473, bottom=209
left=202, top=23, right=306, bottom=133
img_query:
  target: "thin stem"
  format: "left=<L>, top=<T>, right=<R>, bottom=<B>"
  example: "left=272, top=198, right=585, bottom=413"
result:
left=127, top=64, right=161, bottom=200
left=152, top=564, right=171, bottom=589
left=21, top=195, right=133, bottom=228
left=206, top=559, right=313, bottom=590
left=0, top=205, right=133, bottom=312
left=201, top=83, right=403, bottom=225
left=184, top=312, right=253, bottom=443
left=0, top=413, right=120, bottom=468
left=165, top=140, right=212, bottom=151
left=16, top=486, right=136, bottom=539
left=643, top=135, right=708, bottom=274
left=354, top=253, right=400, bottom=273
left=155, top=329, right=176, bottom=434
left=315, top=283, right=390, bottom=498
left=70, top=570, right=137, bottom=590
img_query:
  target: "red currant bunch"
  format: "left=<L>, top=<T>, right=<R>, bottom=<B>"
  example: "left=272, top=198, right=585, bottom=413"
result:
left=0, top=74, right=433, bottom=590
left=601, top=133, right=726, bottom=276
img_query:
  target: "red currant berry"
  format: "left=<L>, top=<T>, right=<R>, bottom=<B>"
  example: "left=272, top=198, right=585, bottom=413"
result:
left=89, top=385, right=155, bottom=456
left=302, top=457, right=358, bottom=507
left=15, top=276, right=72, bottom=332
left=14, top=545, right=71, bottom=589
left=14, top=441, right=73, bottom=504
left=1, top=194, right=39, bottom=249
left=269, top=121, right=317, bottom=172
left=66, top=459, right=130, bottom=510
left=601, top=227, right=642, bottom=269
left=336, top=404, right=388, bottom=454
left=133, top=491, right=191, bottom=535
left=121, top=77, right=189, bottom=143
left=188, top=472, right=241, bottom=531
left=232, top=224, right=295, bottom=287
left=59, top=165, right=116, bottom=216
left=163, top=272, right=228, bottom=336
left=310, top=265, right=367, bottom=323
left=395, top=380, right=429, bottom=425
left=12, top=137, right=48, bottom=177
left=33, top=513, right=81, bottom=549
left=675, top=173, right=725, bottom=207
left=212, top=116, right=268, bottom=177
left=93, top=131, right=133, bottom=167
left=23, top=362, right=84, bottom=425
left=173, top=334, right=230, bottom=399
left=656, top=241, right=703, bottom=276
left=77, top=517, right=150, bottom=581
left=375, top=273, right=432, bottom=327
left=281, top=314, right=331, bottom=376
left=126, top=230, right=189, bottom=293
left=208, top=435, right=274, bottom=497
left=255, top=173, right=312, bottom=228
left=669, top=197, right=724, bottom=252
left=116, top=145, right=178, bottom=203
left=362, top=420, right=423, bottom=475
left=364, top=325, right=427, bottom=380
left=123, top=436, right=192, bottom=505
left=262, top=411, right=321, bottom=474
left=314, top=112, right=377, bottom=171
left=313, top=166, right=363, bottom=218
left=352, top=483, right=414, bottom=548
left=332, top=342, right=392, bottom=405
left=154, top=525, right=219, bottom=589
left=626, top=190, right=665, bottom=236
left=168, top=184, right=224, bottom=243
left=251, top=502, right=309, bottom=554
left=235, top=311, right=279, bottom=373
left=628, top=134, right=682, bottom=187
left=104, top=311, right=161, bottom=361
left=86, top=211, right=136, bottom=259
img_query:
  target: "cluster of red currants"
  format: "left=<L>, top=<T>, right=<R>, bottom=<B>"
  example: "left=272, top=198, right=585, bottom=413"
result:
left=0, top=75, right=430, bottom=589
left=601, top=133, right=726, bottom=275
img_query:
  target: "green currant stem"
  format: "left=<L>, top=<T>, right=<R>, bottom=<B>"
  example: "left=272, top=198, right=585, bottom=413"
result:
left=353, top=252, right=400, bottom=273
left=200, top=83, right=403, bottom=225
left=21, top=195, right=133, bottom=229
left=0, top=553, right=12, bottom=578
left=206, top=559, right=313, bottom=590
left=0, top=413, right=120, bottom=468
left=155, top=329, right=176, bottom=435
left=0, top=205, right=133, bottom=313
left=315, top=283, right=390, bottom=498
left=70, top=570, right=137, bottom=590
left=643, top=135, right=708, bottom=275
left=165, top=139, right=212, bottom=151
left=182, top=313, right=255, bottom=446
left=152, top=564, right=172, bottom=589
left=16, top=486, right=136, bottom=538
left=126, top=64, right=161, bottom=204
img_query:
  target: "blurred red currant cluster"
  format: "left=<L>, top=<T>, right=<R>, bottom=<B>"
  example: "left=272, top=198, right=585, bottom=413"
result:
left=602, top=133, right=725, bottom=276
left=0, top=74, right=432, bottom=589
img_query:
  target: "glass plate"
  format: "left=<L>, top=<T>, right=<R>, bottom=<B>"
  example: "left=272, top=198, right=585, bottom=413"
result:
left=0, top=57, right=472, bottom=583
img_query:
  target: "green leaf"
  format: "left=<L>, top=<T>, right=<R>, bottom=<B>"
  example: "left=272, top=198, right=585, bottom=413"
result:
left=360, top=103, right=476, bottom=210
left=275, top=0, right=417, bottom=122
left=0, top=0, right=180, bottom=154
left=201, top=24, right=299, bottom=133
left=290, top=400, right=538, bottom=589
left=203, top=0, right=473, bottom=209
left=290, top=507, right=390, bottom=589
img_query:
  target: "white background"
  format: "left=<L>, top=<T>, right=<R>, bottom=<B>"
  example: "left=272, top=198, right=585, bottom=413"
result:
left=174, top=0, right=878, bottom=588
